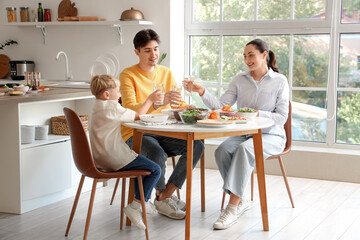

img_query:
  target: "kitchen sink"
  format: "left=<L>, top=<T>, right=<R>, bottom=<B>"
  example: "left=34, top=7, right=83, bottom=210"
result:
left=51, top=81, right=90, bottom=89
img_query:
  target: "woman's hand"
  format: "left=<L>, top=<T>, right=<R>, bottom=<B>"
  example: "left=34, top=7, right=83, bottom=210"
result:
left=183, top=79, right=205, bottom=96
left=164, top=90, right=182, bottom=106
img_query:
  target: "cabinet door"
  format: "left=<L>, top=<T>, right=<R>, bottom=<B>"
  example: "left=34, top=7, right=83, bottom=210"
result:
left=21, top=141, right=72, bottom=201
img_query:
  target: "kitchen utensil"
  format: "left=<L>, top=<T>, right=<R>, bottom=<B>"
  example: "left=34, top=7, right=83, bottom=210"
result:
left=89, top=61, right=110, bottom=76
left=58, top=0, right=77, bottom=19
left=9, top=60, right=35, bottom=80
left=96, top=55, right=116, bottom=76
left=0, top=54, right=10, bottom=78
left=120, top=7, right=144, bottom=20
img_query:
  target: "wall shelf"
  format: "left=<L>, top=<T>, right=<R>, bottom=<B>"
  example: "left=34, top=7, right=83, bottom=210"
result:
left=1, top=20, right=153, bottom=44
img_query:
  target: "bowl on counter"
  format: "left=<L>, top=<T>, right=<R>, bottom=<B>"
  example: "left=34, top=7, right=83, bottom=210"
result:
left=13, top=85, right=29, bottom=93
left=139, top=114, right=169, bottom=123
left=178, top=109, right=209, bottom=124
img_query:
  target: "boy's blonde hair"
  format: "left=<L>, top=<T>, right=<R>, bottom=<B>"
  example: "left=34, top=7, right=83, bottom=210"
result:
left=90, top=74, right=120, bottom=98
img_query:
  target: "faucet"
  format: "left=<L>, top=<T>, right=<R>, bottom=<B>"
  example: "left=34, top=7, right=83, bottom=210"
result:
left=56, top=51, right=73, bottom=81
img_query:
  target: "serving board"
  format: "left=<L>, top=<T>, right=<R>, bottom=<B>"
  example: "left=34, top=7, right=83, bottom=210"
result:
left=0, top=54, right=10, bottom=79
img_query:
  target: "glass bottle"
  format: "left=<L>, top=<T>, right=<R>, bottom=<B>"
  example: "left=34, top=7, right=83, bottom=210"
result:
left=44, top=9, right=51, bottom=22
left=20, top=7, right=30, bottom=22
left=6, top=7, right=17, bottom=22
left=37, top=3, right=43, bottom=22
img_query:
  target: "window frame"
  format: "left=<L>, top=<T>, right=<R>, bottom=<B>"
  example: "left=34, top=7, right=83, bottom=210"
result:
left=184, top=0, right=360, bottom=149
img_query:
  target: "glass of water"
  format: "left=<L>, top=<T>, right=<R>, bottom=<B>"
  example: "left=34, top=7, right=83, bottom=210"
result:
left=170, top=84, right=182, bottom=107
left=153, top=83, right=165, bottom=105
left=183, top=75, right=194, bottom=103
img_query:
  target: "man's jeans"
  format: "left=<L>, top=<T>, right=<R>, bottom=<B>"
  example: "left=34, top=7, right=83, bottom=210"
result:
left=126, top=133, right=204, bottom=191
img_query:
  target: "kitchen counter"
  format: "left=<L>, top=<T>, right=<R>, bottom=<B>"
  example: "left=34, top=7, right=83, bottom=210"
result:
left=0, top=88, right=93, bottom=105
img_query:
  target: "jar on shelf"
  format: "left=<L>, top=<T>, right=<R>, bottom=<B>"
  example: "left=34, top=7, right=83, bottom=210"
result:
left=44, top=9, right=51, bottom=22
left=20, top=7, right=30, bottom=22
left=6, top=7, right=17, bottom=22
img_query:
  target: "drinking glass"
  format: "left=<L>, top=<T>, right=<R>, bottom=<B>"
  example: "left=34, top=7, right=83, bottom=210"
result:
left=153, top=83, right=165, bottom=105
left=170, top=84, right=182, bottom=107
left=183, top=75, right=194, bottom=103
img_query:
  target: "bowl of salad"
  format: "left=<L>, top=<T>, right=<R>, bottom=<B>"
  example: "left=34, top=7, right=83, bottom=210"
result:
left=178, top=109, right=209, bottom=124
left=237, top=108, right=258, bottom=120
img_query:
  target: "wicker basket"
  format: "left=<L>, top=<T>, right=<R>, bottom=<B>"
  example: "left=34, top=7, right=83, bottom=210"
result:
left=50, top=115, right=88, bottom=135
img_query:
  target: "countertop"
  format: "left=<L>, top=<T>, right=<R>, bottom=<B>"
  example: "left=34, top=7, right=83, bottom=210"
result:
left=0, top=88, right=94, bottom=105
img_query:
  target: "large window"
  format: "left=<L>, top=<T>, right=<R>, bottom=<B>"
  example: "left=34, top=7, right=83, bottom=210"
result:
left=185, top=0, right=360, bottom=146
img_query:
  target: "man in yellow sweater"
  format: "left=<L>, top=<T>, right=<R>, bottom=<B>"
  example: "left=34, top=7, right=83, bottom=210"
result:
left=120, top=29, right=204, bottom=220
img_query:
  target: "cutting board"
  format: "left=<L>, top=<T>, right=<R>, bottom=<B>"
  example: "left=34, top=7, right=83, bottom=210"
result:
left=58, top=0, right=78, bottom=19
left=58, top=16, right=103, bottom=21
left=0, top=54, right=10, bottom=79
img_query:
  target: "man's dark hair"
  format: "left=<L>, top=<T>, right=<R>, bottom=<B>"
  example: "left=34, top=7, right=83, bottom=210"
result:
left=133, top=29, right=160, bottom=51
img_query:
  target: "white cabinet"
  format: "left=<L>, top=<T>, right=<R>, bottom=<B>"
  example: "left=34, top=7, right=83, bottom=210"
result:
left=0, top=91, right=95, bottom=214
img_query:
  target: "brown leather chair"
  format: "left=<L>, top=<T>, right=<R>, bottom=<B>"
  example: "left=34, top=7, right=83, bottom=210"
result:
left=63, top=107, right=151, bottom=240
left=221, top=101, right=294, bottom=209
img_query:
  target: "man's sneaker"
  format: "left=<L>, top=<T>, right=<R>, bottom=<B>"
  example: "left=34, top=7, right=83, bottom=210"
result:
left=171, top=195, right=186, bottom=211
left=213, top=208, right=238, bottom=230
left=144, top=201, right=158, bottom=214
left=237, top=199, right=253, bottom=217
left=123, top=205, right=146, bottom=230
left=154, top=197, right=186, bottom=220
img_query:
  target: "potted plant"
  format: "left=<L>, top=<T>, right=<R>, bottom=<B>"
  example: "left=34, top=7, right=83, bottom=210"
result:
left=0, top=39, right=18, bottom=50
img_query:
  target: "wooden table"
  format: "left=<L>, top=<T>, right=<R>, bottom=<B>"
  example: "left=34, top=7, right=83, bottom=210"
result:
left=124, top=117, right=274, bottom=239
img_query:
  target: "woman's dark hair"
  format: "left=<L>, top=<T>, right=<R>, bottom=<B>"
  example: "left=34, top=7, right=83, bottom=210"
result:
left=246, top=39, right=279, bottom=73
left=133, top=29, right=160, bottom=51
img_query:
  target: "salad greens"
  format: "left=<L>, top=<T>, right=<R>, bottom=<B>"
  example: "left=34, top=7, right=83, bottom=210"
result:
left=237, top=108, right=256, bottom=113
left=180, top=109, right=199, bottom=124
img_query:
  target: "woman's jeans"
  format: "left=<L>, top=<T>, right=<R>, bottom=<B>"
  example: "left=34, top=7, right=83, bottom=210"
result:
left=120, top=154, right=161, bottom=202
left=126, top=133, right=205, bottom=192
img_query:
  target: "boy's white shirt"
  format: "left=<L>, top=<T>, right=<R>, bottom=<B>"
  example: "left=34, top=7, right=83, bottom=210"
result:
left=90, top=99, right=138, bottom=171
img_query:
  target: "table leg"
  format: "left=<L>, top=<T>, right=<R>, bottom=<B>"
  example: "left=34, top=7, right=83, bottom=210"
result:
left=200, top=139, right=205, bottom=212
left=185, top=133, right=194, bottom=240
left=126, top=129, right=143, bottom=226
left=252, top=129, right=269, bottom=231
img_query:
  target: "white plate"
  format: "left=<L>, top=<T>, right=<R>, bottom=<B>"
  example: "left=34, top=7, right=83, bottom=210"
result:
left=139, top=114, right=169, bottom=123
left=97, top=55, right=116, bottom=76
left=197, top=119, right=235, bottom=126
left=89, top=61, right=110, bottom=76
left=103, top=53, right=120, bottom=77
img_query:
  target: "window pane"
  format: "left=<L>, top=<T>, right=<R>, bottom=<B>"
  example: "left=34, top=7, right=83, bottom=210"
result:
left=295, top=0, right=326, bottom=19
left=336, top=91, right=360, bottom=144
left=223, top=36, right=253, bottom=84
left=257, top=35, right=290, bottom=78
left=341, top=0, right=360, bottom=23
left=191, top=87, right=218, bottom=108
left=293, top=35, right=330, bottom=88
left=190, top=36, right=220, bottom=85
left=258, top=0, right=291, bottom=20
left=223, top=0, right=254, bottom=21
left=292, top=90, right=327, bottom=142
left=193, top=0, right=220, bottom=22
left=338, top=34, right=360, bottom=88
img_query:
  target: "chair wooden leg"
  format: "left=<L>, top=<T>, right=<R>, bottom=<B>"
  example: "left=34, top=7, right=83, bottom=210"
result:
left=83, top=179, right=98, bottom=240
left=65, top=175, right=85, bottom=237
left=138, top=176, right=149, bottom=240
left=171, top=156, right=181, bottom=200
left=110, top=178, right=120, bottom=205
left=278, top=156, right=295, bottom=208
left=120, top=178, right=126, bottom=230
left=221, top=192, right=226, bottom=210
left=251, top=171, right=254, bottom=201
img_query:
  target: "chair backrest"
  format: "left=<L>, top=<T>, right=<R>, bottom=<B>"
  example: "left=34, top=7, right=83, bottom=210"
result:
left=283, top=101, right=292, bottom=154
left=63, top=107, right=101, bottom=178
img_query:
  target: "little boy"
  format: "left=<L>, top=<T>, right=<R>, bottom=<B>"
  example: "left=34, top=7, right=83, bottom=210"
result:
left=89, top=74, right=162, bottom=230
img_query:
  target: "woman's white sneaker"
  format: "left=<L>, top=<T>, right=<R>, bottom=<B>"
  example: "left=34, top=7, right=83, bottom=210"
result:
left=213, top=208, right=238, bottom=230
left=237, top=199, right=253, bottom=217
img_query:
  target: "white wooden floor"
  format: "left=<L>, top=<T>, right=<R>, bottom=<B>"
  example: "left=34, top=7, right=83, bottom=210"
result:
left=1, top=167, right=360, bottom=240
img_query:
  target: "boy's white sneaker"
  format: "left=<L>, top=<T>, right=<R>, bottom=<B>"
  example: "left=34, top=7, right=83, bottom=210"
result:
left=154, top=197, right=186, bottom=220
left=123, top=205, right=146, bottom=230
left=170, top=195, right=186, bottom=211
left=213, top=208, right=238, bottom=230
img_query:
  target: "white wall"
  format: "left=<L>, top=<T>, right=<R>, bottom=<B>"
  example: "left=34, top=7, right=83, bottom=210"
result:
left=0, top=0, right=179, bottom=81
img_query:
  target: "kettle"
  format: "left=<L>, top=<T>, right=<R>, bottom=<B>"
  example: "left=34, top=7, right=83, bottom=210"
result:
left=120, top=7, right=144, bottom=20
